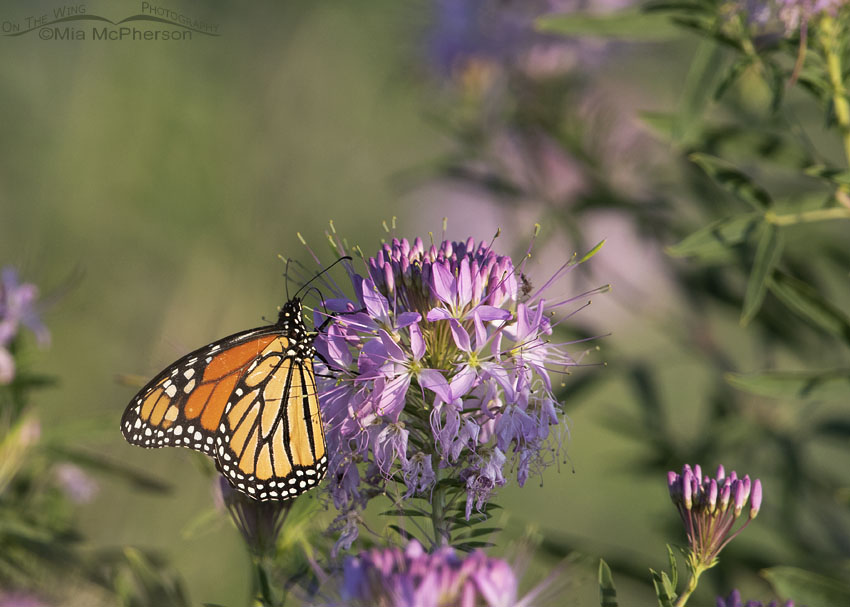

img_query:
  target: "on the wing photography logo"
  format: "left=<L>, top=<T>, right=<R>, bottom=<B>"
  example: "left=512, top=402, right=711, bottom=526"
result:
left=2, top=2, right=219, bottom=41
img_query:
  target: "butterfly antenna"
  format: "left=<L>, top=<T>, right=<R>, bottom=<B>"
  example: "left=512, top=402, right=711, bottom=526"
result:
left=294, top=256, right=352, bottom=299
left=283, top=257, right=292, bottom=300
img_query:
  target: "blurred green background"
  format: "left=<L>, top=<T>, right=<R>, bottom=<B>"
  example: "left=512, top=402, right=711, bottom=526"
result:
left=4, top=0, right=848, bottom=605
left=1, top=2, right=448, bottom=604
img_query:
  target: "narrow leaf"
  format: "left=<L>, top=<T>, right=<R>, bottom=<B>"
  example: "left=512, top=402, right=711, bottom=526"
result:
left=741, top=223, right=783, bottom=326
left=675, top=40, right=724, bottom=142
left=689, top=153, right=772, bottom=209
left=726, top=369, right=850, bottom=401
left=535, top=10, right=681, bottom=41
left=763, top=567, right=850, bottom=607
left=379, top=509, right=429, bottom=518
left=599, top=559, right=618, bottom=607
left=666, top=213, right=760, bottom=259
left=714, top=56, right=754, bottom=100
left=804, top=164, right=850, bottom=185
left=769, top=272, right=850, bottom=344
left=665, top=545, right=678, bottom=590
left=649, top=569, right=676, bottom=607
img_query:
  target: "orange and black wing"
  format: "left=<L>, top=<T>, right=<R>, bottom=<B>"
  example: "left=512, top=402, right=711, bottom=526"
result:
left=214, top=355, right=327, bottom=501
left=120, top=328, right=289, bottom=456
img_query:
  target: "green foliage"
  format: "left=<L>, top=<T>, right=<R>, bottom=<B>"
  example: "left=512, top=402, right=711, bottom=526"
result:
left=536, top=10, right=682, bottom=41
left=598, top=559, right=618, bottom=607
left=763, top=567, right=850, bottom=607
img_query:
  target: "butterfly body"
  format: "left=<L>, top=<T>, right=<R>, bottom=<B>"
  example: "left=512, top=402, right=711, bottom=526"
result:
left=121, top=298, right=327, bottom=501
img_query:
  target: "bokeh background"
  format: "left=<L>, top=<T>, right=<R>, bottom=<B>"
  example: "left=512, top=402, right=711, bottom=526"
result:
left=2, top=0, right=849, bottom=605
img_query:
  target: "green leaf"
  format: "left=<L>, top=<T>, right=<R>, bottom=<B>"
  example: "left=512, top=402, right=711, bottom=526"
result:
left=714, top=56, right=754, bottom=100
left=386, top=524, right=414, bottom=541
left=689, top=153, right=772, bottom=209
left=649, top=569, right=676, bottom=607
left=453, top=526, right=501, bottom=540
left=598, top=559, right=618, bottom=607
left=379, top=508, right=429, bottom=518
left=803, top=164, right=850, bottom=185
left=535, top=10, right=681, bottom=41
left=665, top=545, right=678, bottom=590
left=741, top=223, right=784, bottom=326
left=666, top=213, right=760, bottom=259
left=454, top=541, right=495, bottom=552
left=638, top=111, right=677, bottom=142
left=763, top=567, right=850, bottom=607
left=726, top=369, right=850, bottom=401
left=675, top=40, right=724, bottom=142
left=769, top=272, right=850, bottom=344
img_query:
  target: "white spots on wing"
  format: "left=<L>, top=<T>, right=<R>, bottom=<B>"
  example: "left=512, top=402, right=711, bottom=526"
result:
left=183, top=368, right=195, bottom=380
left=165, top=384, right=177, bottom=398
left=174, top=426, right=183, bottom=436
left=183, top=378, right=196, bottom=394
left=194, top=431, right=202, bottom=442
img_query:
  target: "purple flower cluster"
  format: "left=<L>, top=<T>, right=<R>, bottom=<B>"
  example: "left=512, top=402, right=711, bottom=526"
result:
left=668, top=464, right=762, bottom=568
left=717, top=589, right=795, bottom=607
left=426, top=0, right=629, bottom=82
left=0, top=268, right=49, bottom=384
left=741, top=0, right=846, bottom=34
left=339, top=539, right=523, bottom=607
left=311, top=233, right=598, bottom=547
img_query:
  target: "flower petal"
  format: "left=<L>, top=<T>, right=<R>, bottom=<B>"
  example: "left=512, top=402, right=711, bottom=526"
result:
left=418, top=369, right=451, bottom=402
left=426, top=307, right=452, bottom=322
left=430, top=261, right=457, bottom=306
left=409, top=322, right=426, bottom=361
left=449, top=319, right=471, bottom=352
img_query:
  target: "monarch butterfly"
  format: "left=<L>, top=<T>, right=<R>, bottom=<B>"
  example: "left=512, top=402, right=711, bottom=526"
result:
left=120, top=296, right=327, bottom=501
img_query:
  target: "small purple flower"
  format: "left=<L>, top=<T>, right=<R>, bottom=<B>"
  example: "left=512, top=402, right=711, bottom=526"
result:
left=54, top=463, right=99, bottom=504
left=304, top=229, right=604, bottom=549
left=717, top=589, right=796, bottom=607
left=0, top=267, right=49, bottom=385
left=668, top=464, right=763, bottom=568
left=425, top=0, right=630, bottom=83
left=739, top=0, right=846, bottom=34
left=336, top=539, right=550, bottom=607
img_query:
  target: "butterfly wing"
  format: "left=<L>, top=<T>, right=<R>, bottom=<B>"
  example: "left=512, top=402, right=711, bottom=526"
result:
left=121, top=327, right=284, bottom=456
left=215, top=353, right=327, bottom=501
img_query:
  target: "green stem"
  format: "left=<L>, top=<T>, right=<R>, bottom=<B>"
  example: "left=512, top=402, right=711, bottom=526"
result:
left=430, top=471, right=451, bottom=548
left=820, top=16, right=850, bottom=168
left=765, top=206, right=850, bottom=226
left=252, top=555, right=281, bottom=607
left=673, top=563, right=707, bottom=607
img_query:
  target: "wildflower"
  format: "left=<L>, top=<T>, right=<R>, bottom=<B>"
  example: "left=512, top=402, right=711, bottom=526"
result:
left=717, top=589, right=795, bottom=607
left=0, top=267, right=49, bottom=385
left=337, top=539, right=554, bottom=607
left=54, top=463, right=99, bottom=504
left=738, top=0, right=846, bottom=35
left=425, top=0, right=627, bottom=83
left=214, top=476, right=292, bottom=557
left=668, top=464, right=762, bottom=569
left=306, top=229, right=604, bottom=548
